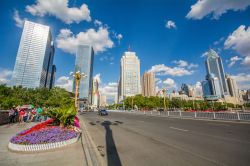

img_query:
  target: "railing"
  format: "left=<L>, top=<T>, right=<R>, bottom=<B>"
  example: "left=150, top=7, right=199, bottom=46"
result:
left=107, top=110, right=250, bottom=121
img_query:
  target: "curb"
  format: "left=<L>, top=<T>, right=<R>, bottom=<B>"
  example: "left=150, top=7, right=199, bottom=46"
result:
left=80, top=116, right=105, bottom=166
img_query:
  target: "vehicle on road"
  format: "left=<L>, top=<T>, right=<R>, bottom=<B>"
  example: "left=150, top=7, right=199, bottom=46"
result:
left=98, top=109, right=108, bottom=116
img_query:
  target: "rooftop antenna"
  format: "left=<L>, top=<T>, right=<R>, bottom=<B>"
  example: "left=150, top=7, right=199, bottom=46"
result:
left=128, top=44, right=131, bottom=51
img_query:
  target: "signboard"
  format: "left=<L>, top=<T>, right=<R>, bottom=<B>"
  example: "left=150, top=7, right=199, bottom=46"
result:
left=204, top=95, right=220, bottom=101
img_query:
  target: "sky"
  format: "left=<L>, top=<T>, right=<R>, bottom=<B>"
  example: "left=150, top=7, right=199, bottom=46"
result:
left=0, top=0, right=250, bottom=102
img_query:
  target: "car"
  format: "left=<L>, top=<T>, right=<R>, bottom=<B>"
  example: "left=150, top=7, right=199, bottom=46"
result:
left=99, top=109, right=108, bottom=116
left=158, top=108, right=164, bottom=112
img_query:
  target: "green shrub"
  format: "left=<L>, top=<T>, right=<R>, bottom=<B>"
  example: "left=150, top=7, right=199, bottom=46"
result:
left=45, top=105, right=76, bottom=127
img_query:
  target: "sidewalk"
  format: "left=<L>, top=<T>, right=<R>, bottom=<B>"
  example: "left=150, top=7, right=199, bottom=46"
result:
left=0, top=122, right=87, bottom=166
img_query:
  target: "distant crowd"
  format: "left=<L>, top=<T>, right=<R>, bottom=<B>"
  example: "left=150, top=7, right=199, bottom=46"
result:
left=8, top=106, right=47, bottom=124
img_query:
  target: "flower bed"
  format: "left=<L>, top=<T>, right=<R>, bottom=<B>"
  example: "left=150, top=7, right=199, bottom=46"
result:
left=9, top=119, right=80, bottom=151
left=10, top=126, right=78, bottom=145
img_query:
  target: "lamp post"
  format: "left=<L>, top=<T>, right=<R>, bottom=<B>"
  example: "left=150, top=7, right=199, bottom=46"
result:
left=70, top=71, right=87, bottom=111
left=162, top=89, right=167, bottom=111
left=131, top=96, right=134, bottom=110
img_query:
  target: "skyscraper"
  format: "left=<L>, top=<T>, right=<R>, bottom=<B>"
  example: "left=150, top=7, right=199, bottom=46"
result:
left=205, top=49, right=228, bottom=96
left=12, top=20, right=55, bottom=89
left=142, top=71, right=155, bottom=97
left=119, top=49, right=140, bottom=100
left=49, top=65, right=56, bottom=89
left=92, top=78, right=100, bottom=108
left=73, top=44, right=94, bottom=106
left=202, top=74, right=222, bottom=100
left=226, top=74, right=239, bottom=98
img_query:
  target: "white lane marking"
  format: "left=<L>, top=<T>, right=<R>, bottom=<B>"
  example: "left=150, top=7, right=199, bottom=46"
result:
left=169, top=127, right=189, bottom=132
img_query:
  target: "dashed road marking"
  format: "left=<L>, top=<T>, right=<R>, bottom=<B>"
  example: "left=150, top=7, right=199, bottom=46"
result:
left=169, top=127, right=189, bottom=132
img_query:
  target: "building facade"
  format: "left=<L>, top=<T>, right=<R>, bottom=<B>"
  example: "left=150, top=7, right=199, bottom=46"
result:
left=226, top=74, right=239, bottom=98
left=92, top=78, right=100, bottom=108
left=49, top=65, right=56, bottom=89
left=141, top=71, right=155, bottom=96
left=202, top=74, right=222, bottom=100
left=73, top=44, right=94, bottom=107
left=119, top=50, right=140, bottom=100
left=205, top=49, right=228, bottom=96
left=12, top=20, right=55, bottom=89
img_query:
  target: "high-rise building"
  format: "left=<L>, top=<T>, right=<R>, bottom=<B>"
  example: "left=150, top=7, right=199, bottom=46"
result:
left=92, top=78, right=100, bottom=108
left=202, top=74, right=222, bottom=100
left=205, top=49, right=228, bottom=96
left=11, top=20, right=55, bottom=89
left=100, top=95, right=107, bottom=107
left=226, top=75, right=239, bottom=98
left=73, top=44, right=94, bottom=107
left=181, top=84, right=193, bottom=97
left=49, top=65, right=56, bottom=89
left=119, top=50, right=140, bottom=100
left=142, top=71, right=155, bottom=96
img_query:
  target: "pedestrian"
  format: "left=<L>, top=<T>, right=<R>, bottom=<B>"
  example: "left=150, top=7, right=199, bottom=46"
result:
left=13, top=107, right=18, bottom=123
left=8, top=108, right=15, bottom=124
left=30, top=108, right=36, bottom=122
left=19, top=109, right=25, bottom=123
left=36, top=107, right=42, bottom=122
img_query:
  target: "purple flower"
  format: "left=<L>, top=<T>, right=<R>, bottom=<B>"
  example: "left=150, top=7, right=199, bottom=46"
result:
left=10, top=127, right=78, bottom=145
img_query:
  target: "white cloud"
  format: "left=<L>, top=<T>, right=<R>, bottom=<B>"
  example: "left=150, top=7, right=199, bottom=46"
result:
left=56, top=27, right=114, bottom=54
left=213, top=37, right=224, bottom=45
left=93, top=73, right=101, bottom=84
left=228, top=56, right=242, bottom=67
left=172, top=60, right=188, bottom=67
left=225, top=25, right=250, bottom=57
left=149, top=64, right=194, bottom=76
left=99, top=82, right=118, bottom=98
left=0, top=68, right=12, bottom=85
left=55, top=76, right=73, bottom=92
left=242, top=56, right=250, bottom=66
left=94, top=19, right=102, bottom=26
left=172, top=60, right=199, bottom=69
left=13, top=10, right=26, bottom=28
left=26, top=0, right=91, bottom=24
left=166, top=20, right=176, bottom=29
left=231, top=73, right=250, bottom=90
left=186, top=0, right=250, bottom=20
left=116, top=34, right=123, bottom=40
left=163, top=78, right=177, bottom=89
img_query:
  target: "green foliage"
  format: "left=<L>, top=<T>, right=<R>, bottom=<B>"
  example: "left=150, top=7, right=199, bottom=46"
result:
left=110, top=94, right=245, bottom=111
left=0, top=85, right=72, bottom=110
left=45, top=105, right=76, bottom=127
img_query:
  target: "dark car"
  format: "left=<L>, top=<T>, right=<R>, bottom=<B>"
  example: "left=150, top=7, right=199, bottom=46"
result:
left=158, top=108, right=164, bottom=112
left=99, top=109, right=108, bottom=116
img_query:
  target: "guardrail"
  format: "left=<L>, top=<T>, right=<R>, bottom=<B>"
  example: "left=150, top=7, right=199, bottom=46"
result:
left=107, top=110, right=250, bottom=121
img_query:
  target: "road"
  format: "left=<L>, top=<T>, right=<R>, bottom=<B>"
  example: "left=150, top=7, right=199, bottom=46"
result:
left=80, top=111, right=250, bottom=166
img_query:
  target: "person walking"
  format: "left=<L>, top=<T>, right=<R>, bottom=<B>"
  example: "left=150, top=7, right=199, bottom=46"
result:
left=19, top=109, right=25, bottom=123
left=8, top=108, right=15, bottom=124
left=13, top=107, right=18, bottom=123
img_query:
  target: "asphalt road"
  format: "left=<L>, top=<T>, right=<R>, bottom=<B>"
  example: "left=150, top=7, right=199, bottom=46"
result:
left=80, top=111, right=250, bottom=166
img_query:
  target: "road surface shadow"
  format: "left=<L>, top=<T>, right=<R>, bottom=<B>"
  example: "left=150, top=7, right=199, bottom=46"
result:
left=101, top=121, right=122, bottom=166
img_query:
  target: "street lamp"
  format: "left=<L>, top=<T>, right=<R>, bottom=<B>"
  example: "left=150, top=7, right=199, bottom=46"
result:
left=70, top=71, right=87, bottom=111
left=162, top=89, right=167, bottom=111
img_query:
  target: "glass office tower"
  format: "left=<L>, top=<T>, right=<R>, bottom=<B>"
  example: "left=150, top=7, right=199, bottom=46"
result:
left=205, top=49, right=228, bottom=96
left=11, top=21, right=55, bottom=89
left=73, top=44, right=94, bottom=104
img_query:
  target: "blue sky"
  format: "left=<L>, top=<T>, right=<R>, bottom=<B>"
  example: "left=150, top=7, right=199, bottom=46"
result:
left=0, top=0, right=250, bottom=100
